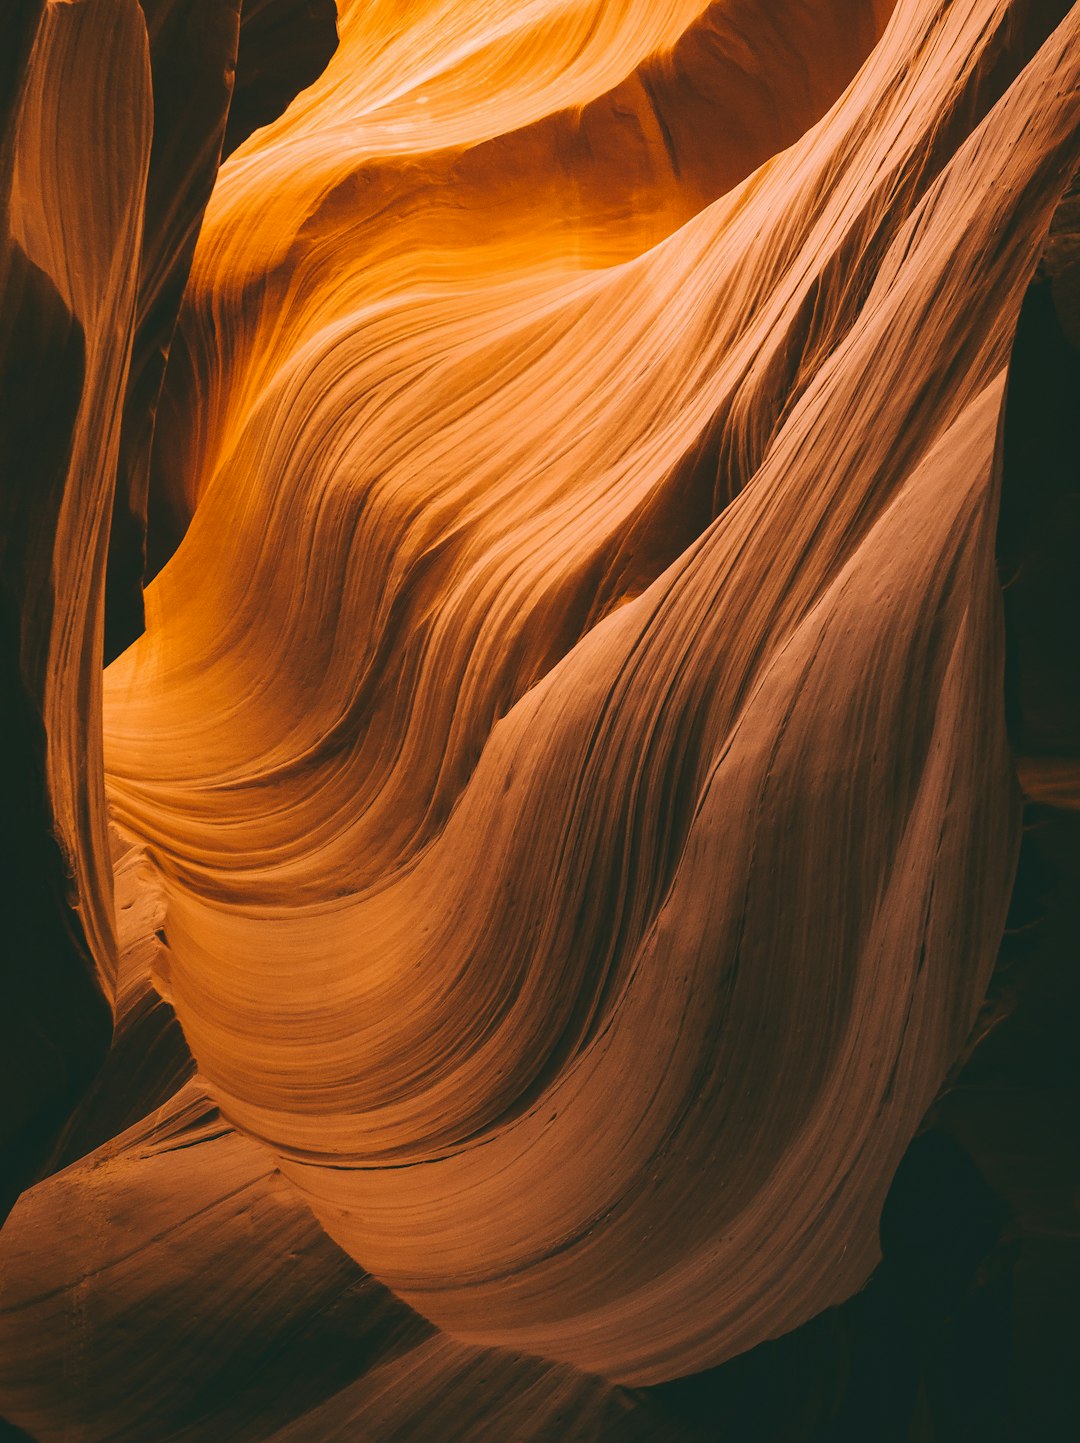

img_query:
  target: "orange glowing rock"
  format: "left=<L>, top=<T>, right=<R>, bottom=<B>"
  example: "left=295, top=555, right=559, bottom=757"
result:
left=2, top=0, right=1078, bottom=1436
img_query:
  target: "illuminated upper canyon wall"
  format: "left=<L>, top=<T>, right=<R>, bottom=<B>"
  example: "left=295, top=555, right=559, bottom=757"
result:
left=1, top=0, right=1078, bottom=1437
left=142, top=0, right=896, bottom=574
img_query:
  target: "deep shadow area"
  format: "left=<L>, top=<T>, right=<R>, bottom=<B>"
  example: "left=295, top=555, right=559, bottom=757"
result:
left=643, top=1132, right=1014, bottom=1441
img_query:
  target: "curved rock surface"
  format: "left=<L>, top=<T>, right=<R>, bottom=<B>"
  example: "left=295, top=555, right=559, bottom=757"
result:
left=102, top=0, right=1080, bottom=1383
left=1, top=0, right=150, bottom=1216
left=2, top=0, right=1078, bottom=1436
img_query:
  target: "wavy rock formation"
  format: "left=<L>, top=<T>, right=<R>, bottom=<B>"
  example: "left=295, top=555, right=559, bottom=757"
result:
left=0, top=0, right=338, bottom=1224
left=143, top=0, right=895, bottom=568
left=1, top=1087, right=687, bottom=1441
left=2, top=0, right=1078, bottom=1437
left=1, top=0, right=150, bottom=1217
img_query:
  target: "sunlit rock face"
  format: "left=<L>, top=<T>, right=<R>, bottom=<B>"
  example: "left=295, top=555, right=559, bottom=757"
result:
left=2, top=0, right=1078, bottom=1438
